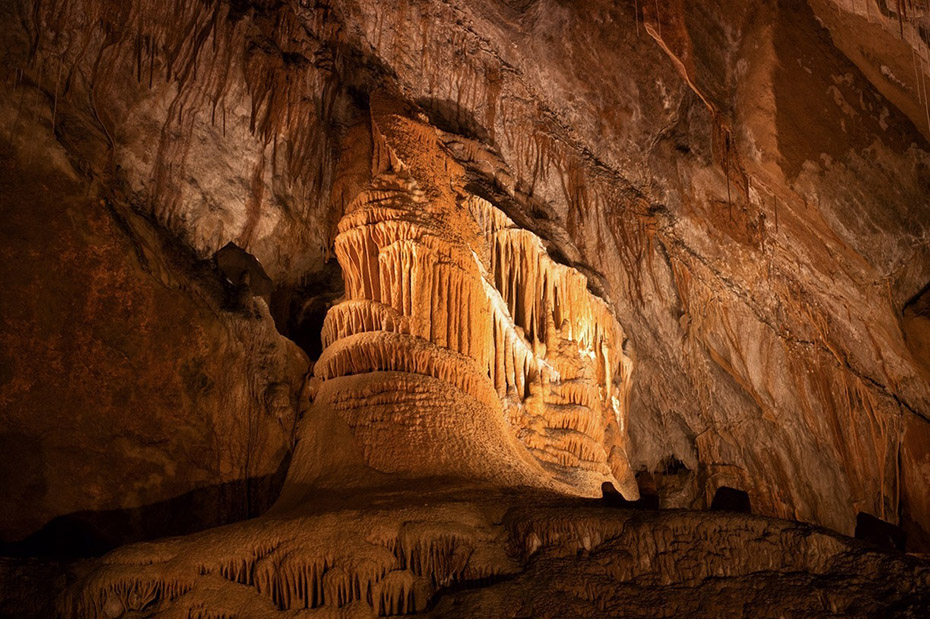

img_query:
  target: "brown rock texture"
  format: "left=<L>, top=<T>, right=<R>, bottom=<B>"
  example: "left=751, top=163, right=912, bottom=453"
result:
left=1, top=0, right=930, bottom=614
left=0, top=117, right=308, bottom=553
left=55, top=487, right=930, bottom=617
left=0, top=0, right=309, bottom=551
left=308, top=100, right=637, bottom=497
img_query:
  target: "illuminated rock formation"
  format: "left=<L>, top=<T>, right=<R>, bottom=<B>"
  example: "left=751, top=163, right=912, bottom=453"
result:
left=5, top=0, right=930, bottom=552
left=56, top=488, right=930, bottom=617
left=303, top=106, right=637, bottom=497
left=3, top=0, right=930, bottom=616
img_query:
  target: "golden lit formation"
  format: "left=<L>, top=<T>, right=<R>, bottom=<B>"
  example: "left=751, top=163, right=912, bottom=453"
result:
left=3, top=0, right=930, bottom=616
left=308, top=104, right=637, bottom=498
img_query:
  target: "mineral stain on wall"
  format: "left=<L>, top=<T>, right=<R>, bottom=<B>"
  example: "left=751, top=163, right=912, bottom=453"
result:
left=1, top=0, right=929, bottom=616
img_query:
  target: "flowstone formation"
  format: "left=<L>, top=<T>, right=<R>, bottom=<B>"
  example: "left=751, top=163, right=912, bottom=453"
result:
left=304, top=105, right=637, bottom=498
left=52, top=100, right=930, bottom=619
left=5, top=0, right=930, bottom=615
left=51, top=104, right=647, bottom=619
left=5, top=0, right=930, bottom=554
left=57, top=487, right=930, bottom=618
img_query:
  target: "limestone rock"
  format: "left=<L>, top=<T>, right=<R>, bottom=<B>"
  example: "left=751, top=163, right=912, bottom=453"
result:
left=0, top=34, right=308, bottom=551
left=304, top=106, right=637, bottom=498
left=1, top=0, right=930, bottom=614
left=5, top=0, right=927, bottom=544
left=54, top=488, right=930, bottom=617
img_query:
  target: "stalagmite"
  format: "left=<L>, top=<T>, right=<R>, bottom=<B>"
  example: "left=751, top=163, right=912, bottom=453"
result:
left=304, top=106, right=638, bottom=499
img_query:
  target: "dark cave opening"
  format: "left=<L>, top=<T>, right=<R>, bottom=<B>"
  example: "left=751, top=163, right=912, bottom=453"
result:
left=211, top=242, right=345, bottom=362
left=269, top=259, right=345, bottom=362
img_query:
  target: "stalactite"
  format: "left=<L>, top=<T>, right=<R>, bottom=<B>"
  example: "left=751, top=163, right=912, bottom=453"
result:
left=913, top=39, right=925, bottom=107
left=635, top=0, right=641, bottom=37
left=313, top=106, right=637, bottom=498
left=7, top=73, right=26, bottom=147
left=25, top=0, right=350, bottom=239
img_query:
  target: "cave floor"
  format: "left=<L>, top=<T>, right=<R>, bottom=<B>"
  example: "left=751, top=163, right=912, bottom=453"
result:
left=3, top=483, right=927, bottom=618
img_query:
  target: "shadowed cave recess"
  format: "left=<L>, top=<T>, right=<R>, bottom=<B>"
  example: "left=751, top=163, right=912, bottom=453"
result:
left=2, top=0, right=930, bottom=616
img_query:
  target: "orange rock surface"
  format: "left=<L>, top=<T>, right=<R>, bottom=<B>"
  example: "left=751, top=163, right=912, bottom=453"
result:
left=302, top=103, right=636, bottom=497
left=1, top=0, right=929, bottom=616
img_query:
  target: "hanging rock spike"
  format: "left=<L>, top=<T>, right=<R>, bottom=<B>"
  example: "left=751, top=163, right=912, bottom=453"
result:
left=306, top=106, right=638, bottom=499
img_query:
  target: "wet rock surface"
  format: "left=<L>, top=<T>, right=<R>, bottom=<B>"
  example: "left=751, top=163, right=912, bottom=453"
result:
left=1, top=0, right=929, bottom=615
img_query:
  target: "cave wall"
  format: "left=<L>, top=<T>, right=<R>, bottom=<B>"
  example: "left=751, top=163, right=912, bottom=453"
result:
left=1, top=0, right=928, bottom=551
left=0, top=139, right=308, bottom=552
left=0, top=1, right=308, bottom=551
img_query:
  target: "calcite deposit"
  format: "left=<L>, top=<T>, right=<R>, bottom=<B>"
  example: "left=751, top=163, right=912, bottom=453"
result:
left=2, top=0, right=930, bottom=616
left=51, top=487, right=930, bottom=618
left=307, top=102, right=636, bottom=497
